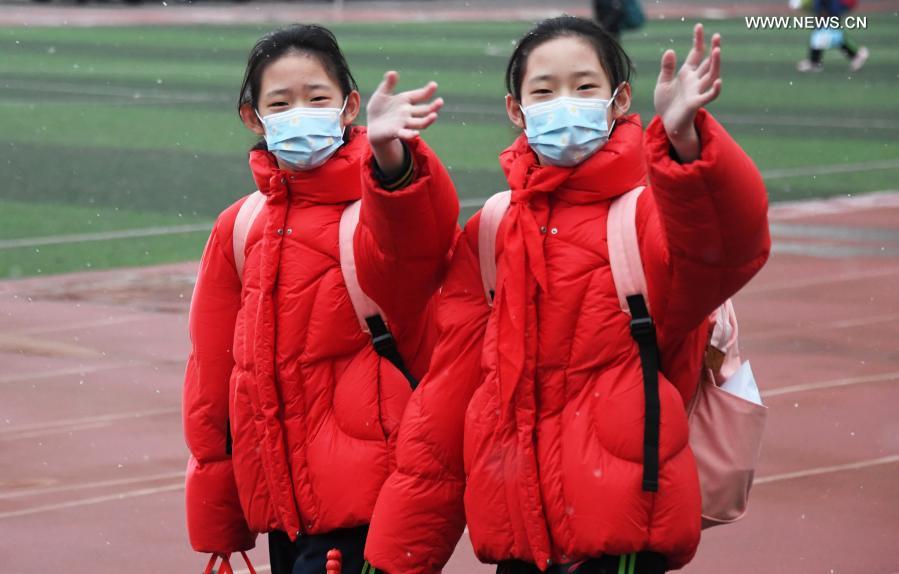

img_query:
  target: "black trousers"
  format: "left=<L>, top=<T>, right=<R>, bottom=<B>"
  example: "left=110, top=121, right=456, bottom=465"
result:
left=497, top=551, right=667, bottom=574
left=268, top=525, right=368, bottom=574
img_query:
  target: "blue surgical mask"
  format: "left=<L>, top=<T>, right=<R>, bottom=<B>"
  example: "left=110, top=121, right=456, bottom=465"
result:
left=257, top=100, right=347, bottom=170
left=520, top=89, right=619, bottom=167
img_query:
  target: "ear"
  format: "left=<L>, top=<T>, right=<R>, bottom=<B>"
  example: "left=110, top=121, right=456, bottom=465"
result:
left=610, top=82, right=632, bottom=121
left=505, top=93, right=526, bottom=130
left=341, top=90, right=362, bottom=126
left=240, top=103, right=265, bottom=137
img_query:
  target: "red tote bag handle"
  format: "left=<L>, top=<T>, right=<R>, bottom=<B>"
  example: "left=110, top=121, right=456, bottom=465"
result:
left=204, top=552, right=256, bottom=574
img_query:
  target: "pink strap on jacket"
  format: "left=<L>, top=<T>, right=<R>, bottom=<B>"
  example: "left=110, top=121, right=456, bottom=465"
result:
left=231, top=194, right=385, bottom=333
left=607, top=186, right=648, bottom=314
left=478, top=191, right=511, bottom=305
left=339, top=199, right=388, bottom=334
left=232, top=191, right=266, bottom=278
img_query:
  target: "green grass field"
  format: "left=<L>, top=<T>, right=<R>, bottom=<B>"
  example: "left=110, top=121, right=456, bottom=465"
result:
left=1, top=16, right=897, bottom=278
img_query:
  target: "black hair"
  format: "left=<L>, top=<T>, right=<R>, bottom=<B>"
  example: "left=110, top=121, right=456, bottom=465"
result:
left=505, top=16, right=634, bottom=101
left=238, top=24, right=358, bottom=113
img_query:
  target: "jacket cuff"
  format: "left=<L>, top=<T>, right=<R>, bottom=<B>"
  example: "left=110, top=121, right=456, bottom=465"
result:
left=644, top=108, right=720, bottom=194
left=185, top=456, right=256, bottom=554
left=371, top=141, right=415, bottom=191
left=360, top=136, right=459, bottom=260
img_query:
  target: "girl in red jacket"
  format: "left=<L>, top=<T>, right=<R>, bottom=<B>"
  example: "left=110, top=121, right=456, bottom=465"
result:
left=365, top=16, right=770, bottom=574
left=182, top=25, right=459, bottom=574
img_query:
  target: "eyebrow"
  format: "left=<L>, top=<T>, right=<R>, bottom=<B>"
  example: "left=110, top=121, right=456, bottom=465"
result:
left=264, top=88, right=291, bottom=98
left=527, top=70, right=600, bottom=84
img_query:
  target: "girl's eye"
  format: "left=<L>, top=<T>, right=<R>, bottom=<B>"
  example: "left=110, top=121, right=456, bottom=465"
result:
left=532, top=89, right=552, bottom=95
left=311, top=96, right=329, bottom=102
left=578, top=84, right=598, bottom=91
left=270, top=101, right=288, bottom=107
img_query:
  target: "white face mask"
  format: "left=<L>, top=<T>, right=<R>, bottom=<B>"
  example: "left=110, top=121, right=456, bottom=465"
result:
left=520, top=87, right=620, bottom=167
left=256, top=99, right=347, bottom=170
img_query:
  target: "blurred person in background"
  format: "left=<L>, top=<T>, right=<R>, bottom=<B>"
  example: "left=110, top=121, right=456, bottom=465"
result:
left=793, top=0, right=869, bottom=72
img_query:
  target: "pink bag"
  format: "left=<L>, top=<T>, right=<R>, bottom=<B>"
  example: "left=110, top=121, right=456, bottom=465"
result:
left=607, top=187, right=768, bottom=528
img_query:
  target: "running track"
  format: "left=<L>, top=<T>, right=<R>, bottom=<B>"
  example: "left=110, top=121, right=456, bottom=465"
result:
left=1, top=192, right=898, bottom=573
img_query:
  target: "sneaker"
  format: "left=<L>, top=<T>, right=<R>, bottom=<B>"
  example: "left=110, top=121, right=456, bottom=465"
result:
left=850, top=46, right=869, bottom=72
left=797, top=59, right=823, bottom=73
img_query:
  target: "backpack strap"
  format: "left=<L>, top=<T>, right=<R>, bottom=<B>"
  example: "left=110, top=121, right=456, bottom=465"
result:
left=607, top=186, right=649, bottom=314
left=339, top=200, right=419, bottom=390
left=477, top=190, right=512, bottom=306
left=606, top=186, right=661, bottom=492
left=232, top=191, right=266, bottom=278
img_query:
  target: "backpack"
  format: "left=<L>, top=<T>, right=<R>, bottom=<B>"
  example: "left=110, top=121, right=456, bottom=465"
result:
left=231, top=191, right=418, bottom=390
left=477, top=188, right=767, bottom=527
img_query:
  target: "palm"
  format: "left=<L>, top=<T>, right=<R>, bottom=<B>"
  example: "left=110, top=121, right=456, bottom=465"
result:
left=654, top=23, right=722, bottom=139
left=367, top=71, right=443, bottom=146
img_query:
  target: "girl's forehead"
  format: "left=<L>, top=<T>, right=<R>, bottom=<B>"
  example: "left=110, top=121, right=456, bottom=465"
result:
left=261, top=52, right=339, bottom=91
left=525, top=36, right=608, bottom=81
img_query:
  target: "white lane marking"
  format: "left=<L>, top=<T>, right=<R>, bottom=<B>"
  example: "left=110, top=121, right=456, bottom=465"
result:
left=762, top=371, right=899, bottom=398
left=754, top=455, right=899, bottom=485
left=762, top=158, right=899, bottom=180
left=5, top=421, right=114, bottom=441
left=743, top=264, right=899, bottom=295
left=0, top=362, right=134, bottom=385
left=3, top=186, right=897, bottom=251
left=0, top=470, right=185, bottom=499
left=0, top=407, right=179, bottom=441
left=772, top=241, right=897, bottom=258
left=0, top=223, right=212, bottom=250
left=769, top=189, right=899, bottom=220
left=19, top=314, right=147, bottom=335
left=742, top=313, right=899, bottom=341
left=0, top=482, right=184, bottom=520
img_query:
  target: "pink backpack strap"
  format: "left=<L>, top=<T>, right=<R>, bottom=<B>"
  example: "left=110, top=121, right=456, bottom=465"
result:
left=477, top=190, right=511, bottom=306
left=607, top=186, right=648, bottom=314
left=232, top=191, right=266, bottom=279
left=339, top=199, right=386, bottom=334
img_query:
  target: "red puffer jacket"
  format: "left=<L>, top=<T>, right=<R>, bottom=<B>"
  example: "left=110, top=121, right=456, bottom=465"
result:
left=182, top=127, right=459, bottom=553
left=365, top=111, right=770, bottom=572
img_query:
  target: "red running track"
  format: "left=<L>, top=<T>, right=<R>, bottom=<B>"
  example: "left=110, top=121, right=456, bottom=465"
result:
left=1, top=192, right=898, bottom=573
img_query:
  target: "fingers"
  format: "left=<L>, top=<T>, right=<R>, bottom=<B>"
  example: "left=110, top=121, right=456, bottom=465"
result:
left=409, top=98, right=444, bottom=118
left=696, top=78, right=723, bottom=107
left=708, top=44, right=721, bottom=84
left=658, top=49, right=677, bottom=84
left=684, top=23, right=705, bottom=69
left=376, top=70, right=400, bottom=96
left=404, top=112, right=439, bottom=131
left=401, top=81, right=438, bottom=104
left=697, top=46, right=721, bottom=91
left=397, top=128, right=421, bottom=141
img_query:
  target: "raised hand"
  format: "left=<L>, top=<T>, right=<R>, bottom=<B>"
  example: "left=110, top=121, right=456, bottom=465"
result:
left=653, top=23, right=722, bottom=162
left=366, top=71, right=444, bottom=176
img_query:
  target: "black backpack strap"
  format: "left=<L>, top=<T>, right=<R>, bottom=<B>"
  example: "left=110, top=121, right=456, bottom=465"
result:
left=365, top=315, right=419, bottom=390
left=626, top=294, right=661, bottom=493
